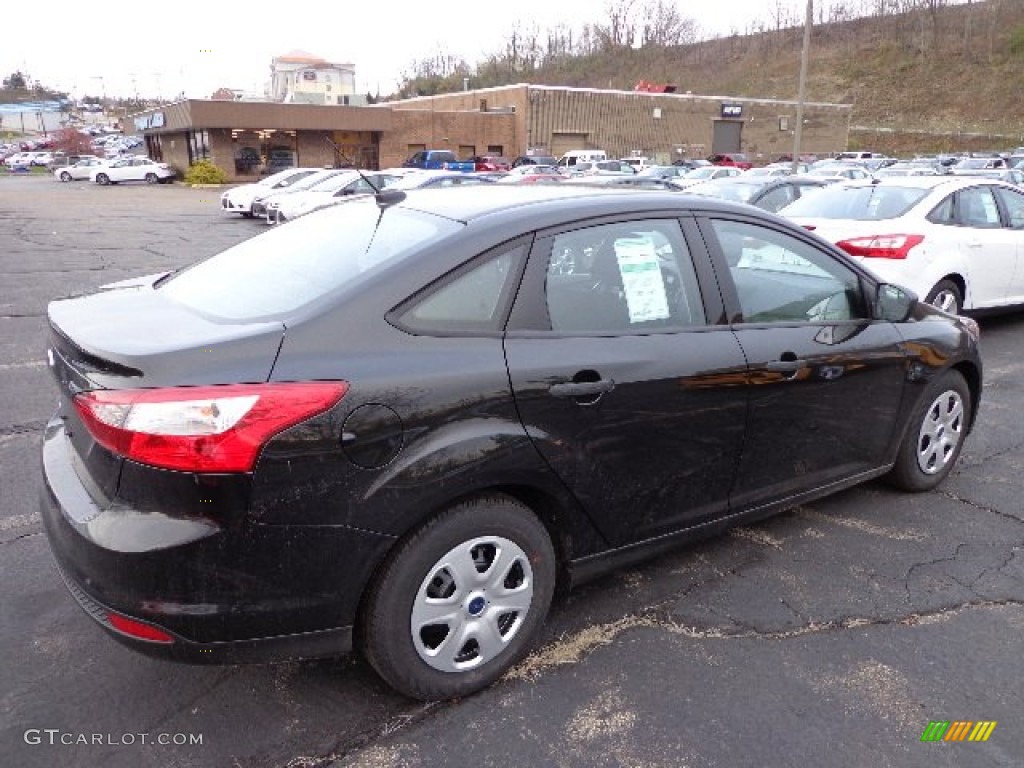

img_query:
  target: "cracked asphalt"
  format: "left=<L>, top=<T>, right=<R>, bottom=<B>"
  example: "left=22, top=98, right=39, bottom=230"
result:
left=2, top=176, right=1022, bottom=768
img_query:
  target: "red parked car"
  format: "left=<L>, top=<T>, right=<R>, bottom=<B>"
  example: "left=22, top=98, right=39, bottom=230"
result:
left=709, top=153, right=754, bottom=171
left=469, top=155, right=511, bottom=172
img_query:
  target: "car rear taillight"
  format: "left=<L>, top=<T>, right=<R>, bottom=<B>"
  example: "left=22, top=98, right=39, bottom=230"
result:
left=73, top=382, right=348, bottom=473
left=836, top=234, right=924, bottom=259
left=107, top=612, right=174, bottom=643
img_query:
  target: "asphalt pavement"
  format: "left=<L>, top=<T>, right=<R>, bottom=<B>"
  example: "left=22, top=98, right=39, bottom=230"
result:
left=1, top=176, right=1022, bottom=768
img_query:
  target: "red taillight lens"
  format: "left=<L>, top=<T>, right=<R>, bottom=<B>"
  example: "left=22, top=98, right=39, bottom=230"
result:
left=73, top=382, right=348, bottom=473
left=836, top=234, right=924, bottom=259
left=107, top=613, right=174, bottom=643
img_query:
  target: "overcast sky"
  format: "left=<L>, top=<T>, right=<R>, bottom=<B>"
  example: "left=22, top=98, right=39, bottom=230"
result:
left=2, top=1, right=812, bottom=101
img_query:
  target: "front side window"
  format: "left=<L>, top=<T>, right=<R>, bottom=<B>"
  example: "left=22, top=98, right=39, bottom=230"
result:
left=545, top=220, right=705, bottom=333
left=995, top=186, right=1024, bottom=229
left=711, top=219, right=866, bottom=324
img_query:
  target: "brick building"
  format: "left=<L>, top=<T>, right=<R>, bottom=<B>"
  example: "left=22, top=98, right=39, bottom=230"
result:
left=129, top=83, right=851, bottom=180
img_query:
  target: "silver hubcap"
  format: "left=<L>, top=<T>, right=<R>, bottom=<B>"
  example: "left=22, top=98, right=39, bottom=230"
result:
left=930, top=290, right=959, bottom=314
left=411, top=536, right=533, bottom=673
left=916, top=388, right=965, bottom=474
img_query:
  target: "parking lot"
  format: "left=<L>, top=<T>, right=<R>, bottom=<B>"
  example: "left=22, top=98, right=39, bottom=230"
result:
left=2, top=175, right=1023, bottom=768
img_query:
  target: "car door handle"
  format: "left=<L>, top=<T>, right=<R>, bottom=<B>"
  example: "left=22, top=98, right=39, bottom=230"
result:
left=765, top=359, right=807, bottom=373
left=549, top=379, right=615, bottom=398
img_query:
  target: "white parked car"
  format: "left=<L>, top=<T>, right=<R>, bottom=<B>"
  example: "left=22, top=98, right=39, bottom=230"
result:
left=220, top=167, right=320, bottom=217
left=90, top=156, right=175, bottom=185
left=267, top=171, right=403, bottom=224
left=54, top=157, right=108, bottom=182
left=780, top=176, right=1024, bottom=315
left=671, top=165, right=743, bottom=189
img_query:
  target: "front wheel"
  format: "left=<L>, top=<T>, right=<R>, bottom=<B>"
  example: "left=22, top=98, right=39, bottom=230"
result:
left=59, top=171, right=72, bottom=182
left=924, top=279, right=962, bottom=315
left=145, top=173, right=158, bottom=184
left=888, top=369, right=971, bottom=492
left=360, top=495, right=555, bottom=701
left=95, top=173, right=110, bottom=185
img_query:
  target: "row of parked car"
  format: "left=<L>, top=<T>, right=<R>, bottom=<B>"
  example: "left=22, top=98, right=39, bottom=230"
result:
left=1, top=132, right=146, bottom=171
left=220, top=157, right=1024, bottom=319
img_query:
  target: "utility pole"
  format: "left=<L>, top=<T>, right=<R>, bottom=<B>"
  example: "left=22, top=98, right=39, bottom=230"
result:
left=791, top=0, right=813, bottom=174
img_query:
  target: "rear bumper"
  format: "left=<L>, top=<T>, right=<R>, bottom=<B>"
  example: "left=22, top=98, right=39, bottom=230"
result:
left=40, top=419, right=395, bottom=663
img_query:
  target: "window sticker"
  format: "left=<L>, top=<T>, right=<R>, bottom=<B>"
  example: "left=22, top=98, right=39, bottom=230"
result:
left=614, top=236, right=671, bottom=323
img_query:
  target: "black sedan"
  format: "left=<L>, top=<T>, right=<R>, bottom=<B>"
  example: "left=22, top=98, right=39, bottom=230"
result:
left=685, top=175, right=832, bottom=212
left=41, top=185, right=982, bottom=701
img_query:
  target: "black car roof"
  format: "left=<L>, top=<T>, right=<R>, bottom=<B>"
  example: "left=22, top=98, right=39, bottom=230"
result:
left=387, top=184, right=754, bottom=226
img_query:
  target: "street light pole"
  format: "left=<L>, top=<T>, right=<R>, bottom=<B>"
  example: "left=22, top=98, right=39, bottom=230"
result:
left=791, top=0, right=813, bottom=174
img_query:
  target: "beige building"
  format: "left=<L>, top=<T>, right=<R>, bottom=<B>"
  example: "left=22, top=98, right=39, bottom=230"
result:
left=387, top=84, right=853, bottom=166
left=268, top=50, right=361, bottom=106
left=129, top=82, right=851, bottom=180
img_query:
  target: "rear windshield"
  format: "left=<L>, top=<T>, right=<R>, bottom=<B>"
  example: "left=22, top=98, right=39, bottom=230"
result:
left=160, top=198, right=461, bottom=322
left=781, top=184, right=930, bottom=219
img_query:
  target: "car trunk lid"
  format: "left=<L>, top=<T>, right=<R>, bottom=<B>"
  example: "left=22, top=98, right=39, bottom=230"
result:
left=47, top=275, right=286, bottom=505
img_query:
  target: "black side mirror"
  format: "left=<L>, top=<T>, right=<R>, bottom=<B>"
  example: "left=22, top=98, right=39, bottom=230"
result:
left=874, top=283, right=917, bottom=322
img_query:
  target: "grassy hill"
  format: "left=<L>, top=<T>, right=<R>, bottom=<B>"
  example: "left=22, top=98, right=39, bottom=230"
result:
left=460, top=0, right=1024, bottom=154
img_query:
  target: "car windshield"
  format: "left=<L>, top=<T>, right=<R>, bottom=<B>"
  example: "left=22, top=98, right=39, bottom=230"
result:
left=306, top=172, right=361, bottom=193
left=684, top=167, right=717, bottom=179
left=781, top=184, right=930, bottom=219
left=161, top=199, right=462, bottom=322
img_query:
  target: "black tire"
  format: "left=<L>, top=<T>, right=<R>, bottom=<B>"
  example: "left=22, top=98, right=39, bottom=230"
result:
left=924, top=279, right=962, bottom=315
left=888, top=369, right=971, bottom=492
left=59, top=171, right=72, bottom=182
left=95, top=173, right=110, bottom=186
left=241, top=211, right=254, bottom=218
left=145, top=173, right=158, bottom=184
left=361, top=495, right=555, bottom=701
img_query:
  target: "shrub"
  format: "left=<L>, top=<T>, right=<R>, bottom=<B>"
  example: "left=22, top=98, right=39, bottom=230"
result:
left=183, top=159, right=227, bottom=185
left=1010, top=24, right=1024, bottom=56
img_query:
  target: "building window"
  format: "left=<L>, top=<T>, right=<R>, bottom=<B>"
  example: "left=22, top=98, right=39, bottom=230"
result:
left=187, top=129, right=210, bottom=164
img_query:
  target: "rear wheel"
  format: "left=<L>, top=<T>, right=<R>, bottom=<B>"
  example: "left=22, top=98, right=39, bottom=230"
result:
left=145, top=173, right=158, bottom=184
left=924, top=280, right=962, bottom=315
left=361, top=495, right=555, bottom=701
left=888, top=369, right=970, bottom=491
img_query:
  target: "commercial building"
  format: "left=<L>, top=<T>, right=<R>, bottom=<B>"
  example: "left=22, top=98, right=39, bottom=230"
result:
left=128, top=83, right=851, bottom=180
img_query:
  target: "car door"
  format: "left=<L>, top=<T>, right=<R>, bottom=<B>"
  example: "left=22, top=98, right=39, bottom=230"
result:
left=992, top=185, right=1024, bottom=303
left=698, top=214, right=909, bottom=512
left=504, top=216, right=749, bottom=547
left=950, top=185, right=1019, bottom=307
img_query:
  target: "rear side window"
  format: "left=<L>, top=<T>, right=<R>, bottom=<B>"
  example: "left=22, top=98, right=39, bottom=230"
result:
left=396, top=245, right=526, bottom=334
left=782, top=185, right=929, bottom=220
left=955, top=186, right=1002, bottom=228
left=161, top=199, right=461, bottom=321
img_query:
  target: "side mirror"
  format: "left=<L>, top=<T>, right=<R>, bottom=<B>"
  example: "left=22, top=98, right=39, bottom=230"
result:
left=874, top=283, right=917, bottom=322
